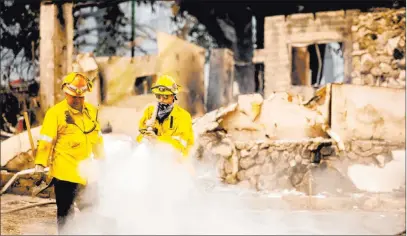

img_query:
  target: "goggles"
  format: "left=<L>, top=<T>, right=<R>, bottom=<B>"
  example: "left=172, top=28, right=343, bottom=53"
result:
left=66, top=84, right=89, bottom=96
left=151, top=85, right=174, bottom=93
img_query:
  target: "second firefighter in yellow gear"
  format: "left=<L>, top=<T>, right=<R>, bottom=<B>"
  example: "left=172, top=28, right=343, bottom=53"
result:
left=34, top=72, right=104, bottom=233
left=136, top=75, right=194, bottom=157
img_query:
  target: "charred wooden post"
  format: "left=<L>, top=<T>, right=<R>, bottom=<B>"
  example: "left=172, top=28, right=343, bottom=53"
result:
left=207, top=49, right=235, bottom=112
left=39, top=1, right=73, bottom=114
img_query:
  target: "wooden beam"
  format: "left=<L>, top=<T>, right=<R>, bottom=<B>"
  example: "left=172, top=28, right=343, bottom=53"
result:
left=39, top=2, right=73, bottom=113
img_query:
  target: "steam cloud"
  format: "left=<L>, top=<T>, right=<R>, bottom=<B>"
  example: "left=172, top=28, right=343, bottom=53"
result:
left=64, top=134, right=274, bottom=234
left=60, top=134, right=404, bottom=235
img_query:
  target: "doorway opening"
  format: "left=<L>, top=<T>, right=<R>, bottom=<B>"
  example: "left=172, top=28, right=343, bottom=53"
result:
left=134, top=75, right=156, bottom=95
left=254, top=63, right=264, bottom=95
left=291, top=42, right=344, bottom=87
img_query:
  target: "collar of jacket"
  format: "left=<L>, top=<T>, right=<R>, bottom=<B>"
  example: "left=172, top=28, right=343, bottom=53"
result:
left=64, top=99, right=89, bottom=115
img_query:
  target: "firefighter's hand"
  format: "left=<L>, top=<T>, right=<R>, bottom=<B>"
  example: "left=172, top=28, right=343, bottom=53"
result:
left=34, top=164, right=45, bottom=173
left=144, top=130, right=157, bottom=142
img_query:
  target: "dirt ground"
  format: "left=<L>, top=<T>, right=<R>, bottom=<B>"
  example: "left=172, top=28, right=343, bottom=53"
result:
left=1, top=192, right=405, bottom=235
left=1, top=194, right=57, bottom=235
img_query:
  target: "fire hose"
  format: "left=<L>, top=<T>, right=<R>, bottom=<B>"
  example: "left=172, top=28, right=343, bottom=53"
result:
left=0, top=167, right=50, bottom=196
left=0, top=167, right=57, bottom=215
left=1, top=200, right=56, bottom=214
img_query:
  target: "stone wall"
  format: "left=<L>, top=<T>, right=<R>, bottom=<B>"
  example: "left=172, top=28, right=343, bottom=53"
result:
left=255, top=10, right=353, bottom=95
left=351, top=8, right=406, bottom=88
left=195, top=130, right=405, bottom=196
left=254, top=8, right=406, bottom=95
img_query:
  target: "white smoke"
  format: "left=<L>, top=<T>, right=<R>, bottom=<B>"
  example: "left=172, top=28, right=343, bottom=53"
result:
left=61, top=134, right=405, bottom=235
left=65, top=134, right=272, bottom=234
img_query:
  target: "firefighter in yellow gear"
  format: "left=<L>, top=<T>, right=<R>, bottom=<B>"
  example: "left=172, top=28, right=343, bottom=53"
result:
left=34, top=72, right=105, bottom=234
left=136, top=75, right=194, bottom=158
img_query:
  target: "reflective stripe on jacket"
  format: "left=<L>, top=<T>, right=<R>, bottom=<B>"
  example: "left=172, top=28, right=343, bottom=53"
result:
left=136, top=104, right=194, bottom=157
left=35, top=99, right=104, bottom=185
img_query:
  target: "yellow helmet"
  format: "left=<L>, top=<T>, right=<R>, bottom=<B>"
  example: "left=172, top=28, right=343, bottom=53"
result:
left=61, top=72, right=93, bottom=97
left=151, top=75, right=180, bottom=95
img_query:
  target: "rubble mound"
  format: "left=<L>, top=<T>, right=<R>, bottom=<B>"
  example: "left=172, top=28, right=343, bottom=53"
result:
left=192, top=91, right=405, bottom=195
left=193, top=92, right=329, bottom=141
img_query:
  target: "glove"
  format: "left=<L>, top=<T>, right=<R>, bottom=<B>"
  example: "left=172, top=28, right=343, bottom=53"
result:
left=143, top=130, right=157, bottom=142
left=34, top=164, right=45, bottom=173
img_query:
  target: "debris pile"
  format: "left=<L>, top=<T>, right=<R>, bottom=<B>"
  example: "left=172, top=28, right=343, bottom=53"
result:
left=351, top=8, right=406, bottom=88
left=192, top=89, right=405, bottom=194
left=193, top=92, right=329, bottom=141
left=193, top=91, right=332, bottom=192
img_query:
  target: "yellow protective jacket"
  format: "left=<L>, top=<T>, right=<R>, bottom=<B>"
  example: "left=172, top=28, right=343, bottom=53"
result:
left=34, top=99, right=104, bottom=185
left=136, top=104, right=194, bottom=157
